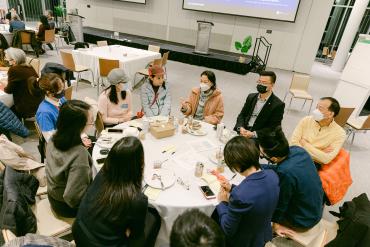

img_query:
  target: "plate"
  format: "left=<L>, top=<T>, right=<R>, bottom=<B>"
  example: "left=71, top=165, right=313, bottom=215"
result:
left=144, top=168, right=176, bottom=190
left=187, top=126, right=207, bottom=136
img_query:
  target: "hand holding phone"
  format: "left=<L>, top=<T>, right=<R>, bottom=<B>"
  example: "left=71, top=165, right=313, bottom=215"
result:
left=200, top=185, right=216, bottom=200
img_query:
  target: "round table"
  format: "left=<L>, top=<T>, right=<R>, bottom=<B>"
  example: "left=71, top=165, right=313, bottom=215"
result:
left=92, top=118, right=243, bottom=246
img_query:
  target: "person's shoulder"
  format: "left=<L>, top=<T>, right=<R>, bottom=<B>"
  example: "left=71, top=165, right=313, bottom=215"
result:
left=270, top=93, right=284, bottom=104
left=331, top=121, right=346, bottom=135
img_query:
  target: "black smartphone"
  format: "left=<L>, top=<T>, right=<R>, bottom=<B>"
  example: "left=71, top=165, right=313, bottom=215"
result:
left=100, top=149, right=110, bottom=155
left=107, top=128, right=123, bottom=133
left=96, top=157, right=106, bottom=164
left=200, top=186, right=216, bottom=199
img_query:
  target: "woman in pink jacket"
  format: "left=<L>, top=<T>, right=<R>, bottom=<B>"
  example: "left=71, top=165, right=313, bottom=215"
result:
left=180, top=71, right=224, bottom=125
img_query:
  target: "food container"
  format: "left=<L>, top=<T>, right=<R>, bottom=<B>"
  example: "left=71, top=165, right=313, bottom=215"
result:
left=150, top=122, right=175, bottom=139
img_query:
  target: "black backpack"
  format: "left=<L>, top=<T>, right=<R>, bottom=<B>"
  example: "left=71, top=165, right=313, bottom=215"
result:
left=326, top=193, right=370, bottom=247
left=73, top=42, right=89, bottom=50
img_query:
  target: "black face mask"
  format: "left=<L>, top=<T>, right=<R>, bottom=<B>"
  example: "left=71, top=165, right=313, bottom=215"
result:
left=54, top=90, right=65, bottom=99
left=256, top=84, right=268, bottom=94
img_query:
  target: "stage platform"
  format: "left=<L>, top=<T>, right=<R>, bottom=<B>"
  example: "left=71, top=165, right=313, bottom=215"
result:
left=83, top=27, right=254, bottom=75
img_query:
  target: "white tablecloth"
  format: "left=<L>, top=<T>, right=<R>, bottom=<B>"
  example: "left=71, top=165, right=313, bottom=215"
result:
left=0, top=24, right=36, bottom=45
left=92, top=119, right=242, bottom=246
left=71, top=45, right=161, bottom=84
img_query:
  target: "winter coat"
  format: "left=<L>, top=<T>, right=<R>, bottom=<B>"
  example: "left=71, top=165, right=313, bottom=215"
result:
left=0, top=101, right=29, bottom=137
left=0, top=166, right=39, bottom=236
left=140, top=79, right=171, bottom=117
left=182, top=87, right=224, bottom=125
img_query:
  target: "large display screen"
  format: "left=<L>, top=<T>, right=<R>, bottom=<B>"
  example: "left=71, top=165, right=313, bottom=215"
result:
left=183, top=0, right=301, bottom=22
left=118, top=0, right=146, bottom=4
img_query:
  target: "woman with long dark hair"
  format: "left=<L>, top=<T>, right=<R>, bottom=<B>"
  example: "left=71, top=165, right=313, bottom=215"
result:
left=98, top=68, right=132, bottom=126
left=72, top=137, right=161, bottom=247
left=46, top=100, right=93, bottom=218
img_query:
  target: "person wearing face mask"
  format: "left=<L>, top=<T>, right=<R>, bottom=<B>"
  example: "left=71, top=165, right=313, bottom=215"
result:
left=234, top=71, right=285, bottom=139
left=291, top=97, right=346, bottom=165
left=180, top=70, right=224, bottom=125
left=98, top=68, right=132, bottom=127
left=140, top=65, right=171, bottom=117
left=35, top=73, right=67, bottom=142
left=2, top=47, right=42, bottom=119
left=259, top=126, right=323, bottom=237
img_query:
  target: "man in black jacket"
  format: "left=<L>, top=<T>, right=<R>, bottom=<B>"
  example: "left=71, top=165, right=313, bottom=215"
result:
left=234, top=71, right=285, bottom=138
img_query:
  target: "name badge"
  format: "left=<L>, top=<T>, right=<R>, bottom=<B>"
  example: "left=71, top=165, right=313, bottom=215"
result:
left=121, top=104, right=128, bottom=109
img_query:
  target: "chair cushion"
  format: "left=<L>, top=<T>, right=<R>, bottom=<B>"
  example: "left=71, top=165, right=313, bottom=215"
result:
left=290, top=89, right=313, bottom=99
left=33, top=198, right=74, bottom=237
left=74, top=64, right=90, bottom=72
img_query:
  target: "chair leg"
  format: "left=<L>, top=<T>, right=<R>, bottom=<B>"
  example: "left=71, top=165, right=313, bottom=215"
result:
left=76, top=73, right=80, bottom=91
left=283, top=92, right=288, bottom=102
left=90, top=69, right=95, bottom=87
left=301, top=99, right=307, bottom=110
left=54, top=42, right=58, bottom=53
left=308, top=100, right=314, bottom=113
left=288, top=96, right=294, bottom=112
left=350, top=131, right=356, bottom=151
left=97, top=77, right=100, bottom=96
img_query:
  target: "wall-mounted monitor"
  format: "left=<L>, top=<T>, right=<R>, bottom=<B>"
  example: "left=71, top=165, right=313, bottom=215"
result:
left=118, top=0, right=146, bottom=4
left=183, top=0, right=301, bottom=22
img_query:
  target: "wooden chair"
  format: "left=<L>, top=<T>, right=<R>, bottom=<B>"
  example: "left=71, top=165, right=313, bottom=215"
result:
left=346, top=115, right=370, bottom=148
left=98, top=58, right=120, bottom=95
left=60, top=50, right=94, bottom=91
left=33, top=198, right=74, bottom=237
left=42, top=29, right=57, bottom=52
left=34, top=121, right=46, bottom=163
left=19, top=31, right=38, bottom=57
left=284, top=72, right=313, bottom=113
left=26, top=57, right=40, bottom=76
left=133, top=58, right=163, bottom=90
left=322, top=47, right=329, bottom=58
left=334, top=107, right=355, bottom=127
left=97, top=40, right=108, bottom=47
left=95, top=111, right=105, bottom=137
left=148, top=44, right=160, bottom=53
left=64, top=86, right=73, bottom=100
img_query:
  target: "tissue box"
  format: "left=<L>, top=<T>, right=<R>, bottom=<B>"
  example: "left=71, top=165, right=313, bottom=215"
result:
left=150, top=122, right=175, bottom=139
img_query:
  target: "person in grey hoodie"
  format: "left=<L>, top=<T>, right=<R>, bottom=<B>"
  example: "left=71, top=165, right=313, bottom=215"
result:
left=46, top=100, right=93, bottom=218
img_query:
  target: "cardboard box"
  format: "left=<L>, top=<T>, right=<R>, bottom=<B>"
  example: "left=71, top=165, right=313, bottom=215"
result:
left=150, top=122, right=175, bottom=139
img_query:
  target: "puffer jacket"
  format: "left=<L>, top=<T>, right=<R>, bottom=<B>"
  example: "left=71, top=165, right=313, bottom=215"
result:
left=140, top=79, right=171, bottom=117
left=0, top=101, right=29, bottom=137
left=0, top=166, right=39, bottom=236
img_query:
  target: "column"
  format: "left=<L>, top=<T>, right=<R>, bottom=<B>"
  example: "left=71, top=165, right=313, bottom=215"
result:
left=331, top=0, right=369, bottom=71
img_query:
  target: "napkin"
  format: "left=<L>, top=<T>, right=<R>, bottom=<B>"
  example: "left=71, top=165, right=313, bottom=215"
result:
left=144, top=187, right=161, bottom=201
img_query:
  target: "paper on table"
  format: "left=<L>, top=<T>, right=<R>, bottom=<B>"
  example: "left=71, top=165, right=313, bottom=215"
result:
left=173, top=151, right=205, bottom=170
left=188, top=139, right=217, bottom=152
left=144, top=187, right=161, bottom=201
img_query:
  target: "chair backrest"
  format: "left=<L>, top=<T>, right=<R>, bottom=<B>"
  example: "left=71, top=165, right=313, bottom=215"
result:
left=26, top=57, right=40, bottom=76
left=162, top=51, right=169, bottom=66
left=44, top=29, right=55, bottom=43
left=152, top=58, right=162, bottom=67
left=95, top=111, right=105, bottom=137
left=148, top=44, right=160, bottom=53
left=330, top=50, right=337, bottom=60
left=64, top=86, right=73, bottom=100
left=290, top=73, right=311, bottom=91
left=97, top=40, right=108, bottom=47
left=20, top=31, right=31, bottom=44
left=334, top=107, right=355, bottom=127
left=322, top=47, right=329, bottom=56
left=98, top=58, right=120, bottom=77
left=60, top=50, right=76, bottom=71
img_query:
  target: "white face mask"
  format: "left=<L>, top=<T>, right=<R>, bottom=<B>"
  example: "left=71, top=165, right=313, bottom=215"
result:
left=200, top=83, right=211, bottom=92
left=312, top=109, right=325, bottom=121
left=121, top=83, right=129, bottom=91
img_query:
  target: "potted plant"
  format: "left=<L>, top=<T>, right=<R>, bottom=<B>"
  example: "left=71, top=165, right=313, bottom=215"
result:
left=235, top=36, right=252, bottom=63
left=54, top=5, right=65, bottom=28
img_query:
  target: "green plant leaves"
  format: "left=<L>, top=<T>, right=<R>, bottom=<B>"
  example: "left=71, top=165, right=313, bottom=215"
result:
left=235, top=41, right=242, bottom=50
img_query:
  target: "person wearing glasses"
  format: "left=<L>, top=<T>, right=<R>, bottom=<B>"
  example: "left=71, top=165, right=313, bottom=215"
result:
left=46, top=100, right=94, bottom=218
left=234, top=71, right=285, bottom=139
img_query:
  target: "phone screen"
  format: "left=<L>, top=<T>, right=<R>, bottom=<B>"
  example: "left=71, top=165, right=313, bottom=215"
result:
left=200, top=186, right=215, bottom=198
left=96, top=158, right=106, bottom=164
left=108, top=128, right=123, bottom=133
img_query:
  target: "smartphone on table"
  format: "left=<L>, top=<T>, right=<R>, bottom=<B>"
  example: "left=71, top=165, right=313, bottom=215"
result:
left=200, top=185, right=216, bottom=199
